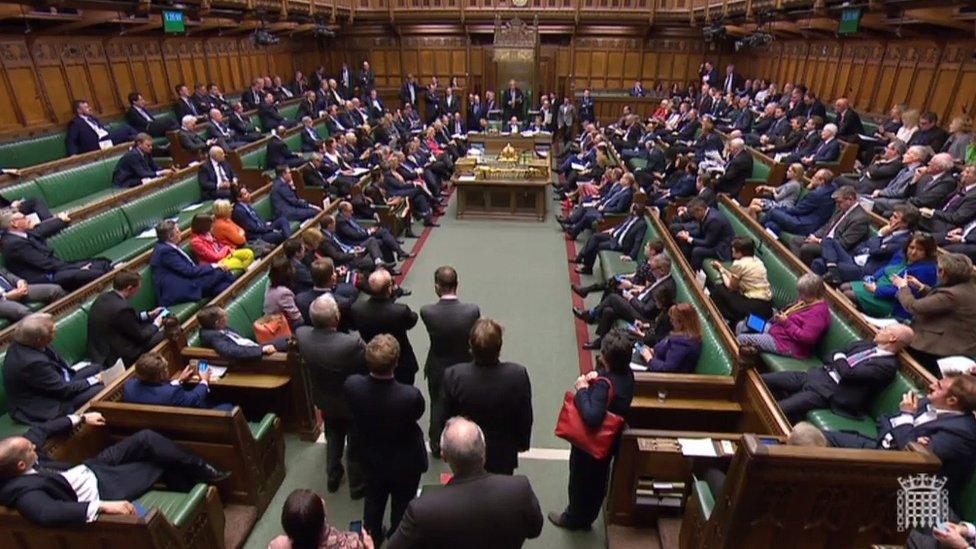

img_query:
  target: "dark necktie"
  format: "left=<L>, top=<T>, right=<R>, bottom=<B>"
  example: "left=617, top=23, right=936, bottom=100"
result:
left=944, top=188, right=966, bottom=212
left=186, top=99, right=198, bottom=116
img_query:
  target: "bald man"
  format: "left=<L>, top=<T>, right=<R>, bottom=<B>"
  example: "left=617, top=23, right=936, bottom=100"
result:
left=351, top=270, right=420, bottom=385
left=0, top=412, right=228, bottom=526
left=761, top=324, right=914, bottom=422
left=387, top=417, right=543, bottom=549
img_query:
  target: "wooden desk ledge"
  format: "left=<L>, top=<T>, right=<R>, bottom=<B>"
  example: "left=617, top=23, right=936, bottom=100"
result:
left=631, top=395, right=742, bottom=412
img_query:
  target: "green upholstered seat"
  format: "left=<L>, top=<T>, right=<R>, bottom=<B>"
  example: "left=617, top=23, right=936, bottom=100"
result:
left=240, top=148, right=268, bottom=171
left=252, top=196, right=273, bottom=220
left=692, top=477, right=715, bottom=521
left=136, top=483, right=208, bottom=529
left=0, top=132, right=69, bottom=168
left=224, top=301, right=255, bottom=337
left=248, top=413, right=276, bottom=441
left=751, top=160, right=770, bottom=181
left=49, top=309, right=90, bottom=366
left=235, top=278, right=270, bottom=330
left=49, top=210, right=131, bottom=263
left=0, top=180, right=47, bottom=203
left=33, top=154, right=122, bottom=210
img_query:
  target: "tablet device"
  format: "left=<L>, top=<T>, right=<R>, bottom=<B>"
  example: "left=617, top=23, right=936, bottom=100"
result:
left=746, top=314, right=768, bottom=333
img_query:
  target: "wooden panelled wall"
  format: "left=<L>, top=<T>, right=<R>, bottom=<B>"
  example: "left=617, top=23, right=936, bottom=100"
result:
left=744, top=39, right=976, bottom=122
left=0, top=35, right=300, bottom=136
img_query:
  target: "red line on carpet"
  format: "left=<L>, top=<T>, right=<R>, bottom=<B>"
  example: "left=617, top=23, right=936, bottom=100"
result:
left=395, top=187, right=454, bottom=286
left=563, top=221, right=595, bottom=375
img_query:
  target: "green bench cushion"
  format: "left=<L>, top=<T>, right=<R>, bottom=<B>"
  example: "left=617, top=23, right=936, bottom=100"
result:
left=0, top=180, right=47, bottom=203
left=49, top=209, right=131, bottom=263
left=751, top=160, right=770, bottom=181
left=693, top=478, right=715, bottom=521
left=248, top=413, right=276, bottom=441
left=34, top=155, right=120, bottom=209
left=0, top=132, right=69, bottom=168
left=136, top=483, right=208, bottom=529
left=49, top=309, right=89, bottom=365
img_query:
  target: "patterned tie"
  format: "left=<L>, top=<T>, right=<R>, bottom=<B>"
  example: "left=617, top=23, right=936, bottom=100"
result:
left=845, top=347, right=876, bottom=367
left=944, top=188, right=966, bottom=212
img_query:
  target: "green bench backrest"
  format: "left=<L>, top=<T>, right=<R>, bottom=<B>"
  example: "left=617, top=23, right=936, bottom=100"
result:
left=130, top=267, right=160, bottom=313
left=121, top=177, right=202, bottom=233
left=50, top=308, right=90, bottom=366
left=0, top=132, right=69, bottom=169
left=34, top=154, right=121, bottom=208
left=280, top=104, right=300, bottom=122
left=0, top=180, right=47, bottom=203
left=49, top=209, right=131, bottom=262
left=241, top=147, right=268, bottom=170
left=751, top=160, right=770, bottom=181
left=235, top=277, right=270, bottom=330
left=284, top=132, right=302, bottom=152
left=252, top=196, right=273, bottom=220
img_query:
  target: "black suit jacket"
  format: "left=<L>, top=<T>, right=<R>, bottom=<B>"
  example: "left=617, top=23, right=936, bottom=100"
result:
left=835, top=109, right=865, bottom=140
left=716, top=150, right=753, bottom=197
left=909, top=172, right=957, bottom=209
left=343, top=375, right=428, bottom=478
left=387, top=471, right=543, bottom=549
left=112, top=148, right=158, bottom=188
left=352, top=297, right=420, bottom=383
left=125, top=106, right=155, bottom=133
left=2, top=342, right=101, bottom=424
left=439, top=361, right=533, bottom=473
left=87, top=291, right=158, bottom=366
left=197, top=160, right=236, bottom=200
left=199, top=328, right=263, bottom=361
left=1, top=218, right=70, bottom=283
left=177, top=129, right=208, bottom=153
left=804, top=340, right=899, bottom=418
left=258, top=103, right=286, bottom=130
left=266, top=137, right=302, bottom=171
left=419, top=299, right=481, bottom=384
left=174, top=97, right=200, bottom=119
left=296, top=326, right=366, bottom=419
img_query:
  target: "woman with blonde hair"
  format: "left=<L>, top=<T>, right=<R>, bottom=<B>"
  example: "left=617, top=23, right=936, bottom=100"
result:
left=944, top=116, right=974, bottom=162
left=895, top=109, right=920, bottom=145
left=635, top=303, right=703, bottom=373
left=747, top=162, right=804, bottom=220
left=212, top=200, right=272, bottom=257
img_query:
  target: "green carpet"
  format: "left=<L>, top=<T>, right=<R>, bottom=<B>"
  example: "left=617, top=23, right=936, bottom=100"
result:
left=244, top=192, right=607, bottom=548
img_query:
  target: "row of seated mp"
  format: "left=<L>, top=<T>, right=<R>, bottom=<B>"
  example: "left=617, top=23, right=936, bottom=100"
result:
left=588, top=136, right=959, bottom=548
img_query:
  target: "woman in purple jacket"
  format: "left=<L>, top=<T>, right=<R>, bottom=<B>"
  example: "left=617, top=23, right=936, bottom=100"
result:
left=735, top=273, right=831, bottom=359
left=635, top=303, right=703, bottom=373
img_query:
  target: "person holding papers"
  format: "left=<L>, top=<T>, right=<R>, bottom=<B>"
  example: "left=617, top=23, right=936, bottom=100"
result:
left=123, top=352, right=233, bottom=411
left=745, top=163, right=804, bottom=220
left=838, top=233, right=938, bottom=320
left=763, top=324, right=911, bottom=425
left=632, top=303, right=701, bottom=374
left=3, top=313, right=104, bottom=425
left=708, top=237, right=774, bottom=324
left=87, top=270, right=166, bottom=367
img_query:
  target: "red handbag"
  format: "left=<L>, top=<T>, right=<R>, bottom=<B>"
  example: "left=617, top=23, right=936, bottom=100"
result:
left=554, top=376, right=626, bottom=460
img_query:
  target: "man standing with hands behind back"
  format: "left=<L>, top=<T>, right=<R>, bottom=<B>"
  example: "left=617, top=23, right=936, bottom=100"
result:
left=420, top=266, right=481, bottom=457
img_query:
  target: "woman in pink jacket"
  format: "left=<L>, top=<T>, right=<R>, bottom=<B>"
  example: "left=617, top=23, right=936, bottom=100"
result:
left=735, top=273, right=830, bottom=359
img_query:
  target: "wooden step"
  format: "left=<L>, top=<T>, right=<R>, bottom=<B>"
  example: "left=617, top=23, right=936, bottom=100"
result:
left=607, top=523, right=661, bottom=549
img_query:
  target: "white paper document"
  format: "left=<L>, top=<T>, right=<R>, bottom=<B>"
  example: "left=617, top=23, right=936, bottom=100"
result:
left=136, top=227, right=157, bottom=239
left=457, top=175, right=476, bottom=182
left=102, top=359, right=126, bottom=385
left=938, top=356, right=976, bottom=377
left=677, top=438, right=718, bottom=457
left=181, top=202, right=203, bottom=212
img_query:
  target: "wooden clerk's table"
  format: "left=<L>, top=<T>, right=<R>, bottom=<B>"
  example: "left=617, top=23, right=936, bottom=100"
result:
left=453, top=132, right=553, bottom=222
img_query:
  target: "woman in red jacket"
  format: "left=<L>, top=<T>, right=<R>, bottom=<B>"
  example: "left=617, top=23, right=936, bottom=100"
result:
left=189, top=213, right=254, bottom=271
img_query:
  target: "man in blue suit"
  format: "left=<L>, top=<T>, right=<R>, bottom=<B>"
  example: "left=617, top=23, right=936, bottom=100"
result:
left=198, top=305, right=285, bottom=360
left=112, top=134, right=173, bottom=188
left=300, top=116, right=323, bottom=152
left=271, top=166, right=321, bottom=222
left=763, top=169, right=837, bottom=236
left=674, top=198, right=736, bottom=270
left=124, top=352, right=233, bottom=410
left=65, top=100, right=137, bottom=156
left=819, top=204, right=917, bottom=283
left=148, top=220, right=234, bottom=307
left=570, top=204, right=648, bottom=274
left=560, top=174, right=637, bottom=240
left=801, top=123, right=841, bottom=168
left=231, top=187, right=292, bottom=245
left=335, top=201, right=410, bottom=263
left=824, top=374, right=976, bottom=509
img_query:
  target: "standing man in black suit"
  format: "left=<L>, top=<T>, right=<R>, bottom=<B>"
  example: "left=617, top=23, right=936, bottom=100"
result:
left=3, top=313, right=105, bottom=425
left=722, top=64, right=744, bottom=96
left=86, top=270, right=166, bottom=367
left=400, top=74, right=420, bottom=108
left=502, top=79, right=524, bottom=121
left=420, top=266, right=481, bottom=456
left=0, top=412, right=228, bottom=526
left=359, top=61, right=376, bottom=95
left=125, top=92, right=177, bottom=137
left=763, top=325, right=913, bottom=423
left=438, top=318, right=532, bottom=475
left=344, top=333, right=428, bottom=545
left=700, top=61, right=720, bottom=88
left=295, top=258, right=359, bottom=329
left=673, top=198, right=736, bottom=270
left=352, top=270, right=420, bottom=386
left=297, top=294, right=367, bottom=496
left=339, top=63, right=354, bottom=99
left=111, top=134, right=173, bottom=188
left=387, top=417, right=543, bottom=549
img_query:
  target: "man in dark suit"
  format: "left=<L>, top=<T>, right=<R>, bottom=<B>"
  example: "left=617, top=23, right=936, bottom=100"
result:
left=673, top=198, right=736, bottom=270
left=358, top=61, right=375, bottom=95
left=833, top=98, right=864, bottom=141
left=387, top=417, right=543, bottom=549
left=352, top=270, right=420, bottom=386
left=438, top=318, right=532, bottom=475
left=837, top=140, right=905, bottom=194
left=297, top=293, right=366, bottom=495
left=721, top=64, right=744, bottom=95
left=173, top=83, right=201, bottom=120
left=86, top=270, right=165, bottom=367
left=700, top=61, right=720, bottom=87
left=123, top=352, right=232, bottom=411
left=297, top=91, right=320, bottom=121
left=148, top=220, right=234, bottom=307
left=198, top=146, right=238, bottom=200
left=318, top=215, right=382, bottom=272
left=764, top=169, right=837, bottom=236
left=206, top=109, right=248, bottom=151
left=922, top=164, right=976, bottom=234
left=908, top=111, right=949, bottom=152
left=0, top=211, right=111, bottom=292
left=299, top=116, right=323, bottom=152
left=502, top=80, right=524, bottom=121
left=763, top=325, right=912, bottom=422
left=343, top=333, right=428, bottom=545
left=112, top=134, right=173, bottom=188
left=125, top=92, right=177, bottom=137
left=791, top=185, right=871, bottom=269
left=241, top=79, right=265, bottom=111
left=400, top=74, right=420, bottom=107
left=190, top=83, right=214, bottom=115
left=228, top=102, right=263, bottom=141
left=65, top=100, right=137, bottom=156
left=2, top=313, right=105, bottom=425
left=258, top=93, right=294, bottom=131
left=0, top=266, right=64, bottom=324
left=295, top=258, right=358, bottom=330
left=571, top=205, right=648, bottom=273
left=419, top=267, right=481, bottom=456
left=824, top=374, right=976, bottom=508
left=0, top=411, right=228, bottom=526
left=197, top=305, right=281, bottom=360
left=176, top=115, right=214, bottom=158
left=207, top=83, right=230, bottom=113
left=335, top=201, right=409, bottom=263
left=271, top=166, right=320, bottom=222
left=266, top=129, right=307, bottom=171
left=801, top=123, right=842, bottom=167
left=714, top=138, right=753, bottom=198
left=803, top=92, right=827, bottom=121
left=232, top=187, right=292, bottom=246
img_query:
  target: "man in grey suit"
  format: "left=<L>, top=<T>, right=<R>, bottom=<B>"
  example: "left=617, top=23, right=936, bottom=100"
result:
left=419, top=266, right=481, bottom=457
left=789, top=185, right=871, bottom=269
left=0, top=266, right=64, bottom=323
left=296, top=294, right=367, bottom=496
left=557, top=97, right=576, bottom=144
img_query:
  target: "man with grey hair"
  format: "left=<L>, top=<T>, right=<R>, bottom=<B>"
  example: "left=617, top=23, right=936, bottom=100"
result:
left=177, top=114, right=214, bottom=157
left=715, top=136, right=754, bottom=198
left=387, top=417, right=543, bottom=549
left=801, top=122, right=840, bottom=167
left=198, top=145, right=237, bottom=200
left=2, top=313, right=105, bottom=424
left=296, top=293, right=366, bottom=495
left=207, top=108, right=247, bottom=151
left=300, top=116, right=323, bottom=152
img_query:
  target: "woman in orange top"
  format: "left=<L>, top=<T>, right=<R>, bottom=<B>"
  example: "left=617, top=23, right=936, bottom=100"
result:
left=212, top=199, right=272, bottom=257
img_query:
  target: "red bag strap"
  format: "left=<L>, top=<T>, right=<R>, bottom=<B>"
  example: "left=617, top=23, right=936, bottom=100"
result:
left=595, top=376, right=615, bottom=404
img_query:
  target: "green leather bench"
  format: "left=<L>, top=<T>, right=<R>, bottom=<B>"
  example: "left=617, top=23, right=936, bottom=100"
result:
left=137, top=483, right=209, bottom=529
left=597, top=216, right=655, bottom=284
left=0, top=153, right=127, bottom=213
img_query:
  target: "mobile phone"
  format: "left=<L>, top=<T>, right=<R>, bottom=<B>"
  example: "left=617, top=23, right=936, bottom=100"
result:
left=133, top=501, right=150, bottom=519
left=349, top=520, right=363, bottom=538
left=933, top=522, right=950, bottom=535
left=863, top=275, right=875, bottom=284
left=198, top=360, right=209, bottom=374
left=758, top=437, right=781, bottom=445
left=634, top=342, right=647, bottom=354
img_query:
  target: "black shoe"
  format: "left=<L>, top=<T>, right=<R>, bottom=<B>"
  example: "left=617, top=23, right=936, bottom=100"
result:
left=548, top=511, right=591, bottom=531
left=824, top=267, right=842, bottom=286
left=398, top=288, right=412, bottom=297
left=571, top=284, right=589, bottom=298
left=405, top=228, right=419, bottom=238
left=574, top=266, right=593, bottom=275
left=200, top=464, right=232, bottom=484
left=398, top=252, right=416, bottom=261
left=327, top=469, right=344, bottom=493
left=572, top=307, right=590, bottom=322
left=582, top=339, right=602, bottom=350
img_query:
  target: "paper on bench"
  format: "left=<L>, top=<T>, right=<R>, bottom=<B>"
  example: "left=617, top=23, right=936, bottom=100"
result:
left=70, top=360, right=92, bottom=372
left=102, top=359, right=126, bottom=385
left=136, top=227, right=158, bottom=239
left=457, top=175, right=476, bottom=182
left=181, top=202, right=203, bottom=212
left=677, top=438, right=718, bottom=457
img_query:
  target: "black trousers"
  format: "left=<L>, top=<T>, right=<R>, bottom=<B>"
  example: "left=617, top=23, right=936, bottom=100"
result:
left=761, top=371, right=828, bottom=424
left=324, top=417, right=363, bottom=492
left=709, top=284, right=773, bottom=324
left=52, top=259, right=112, bottom=291
left=88, top=429, right=209, bottom=501
left=561, top=445, right=613, bottom=528
left=362, top=472, right=421, bottom=545
left=594, top=293, right=644, bottom=336
left=577, top=232, right=618, bottom=270
left=427, top=373, right=444, bottom=452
